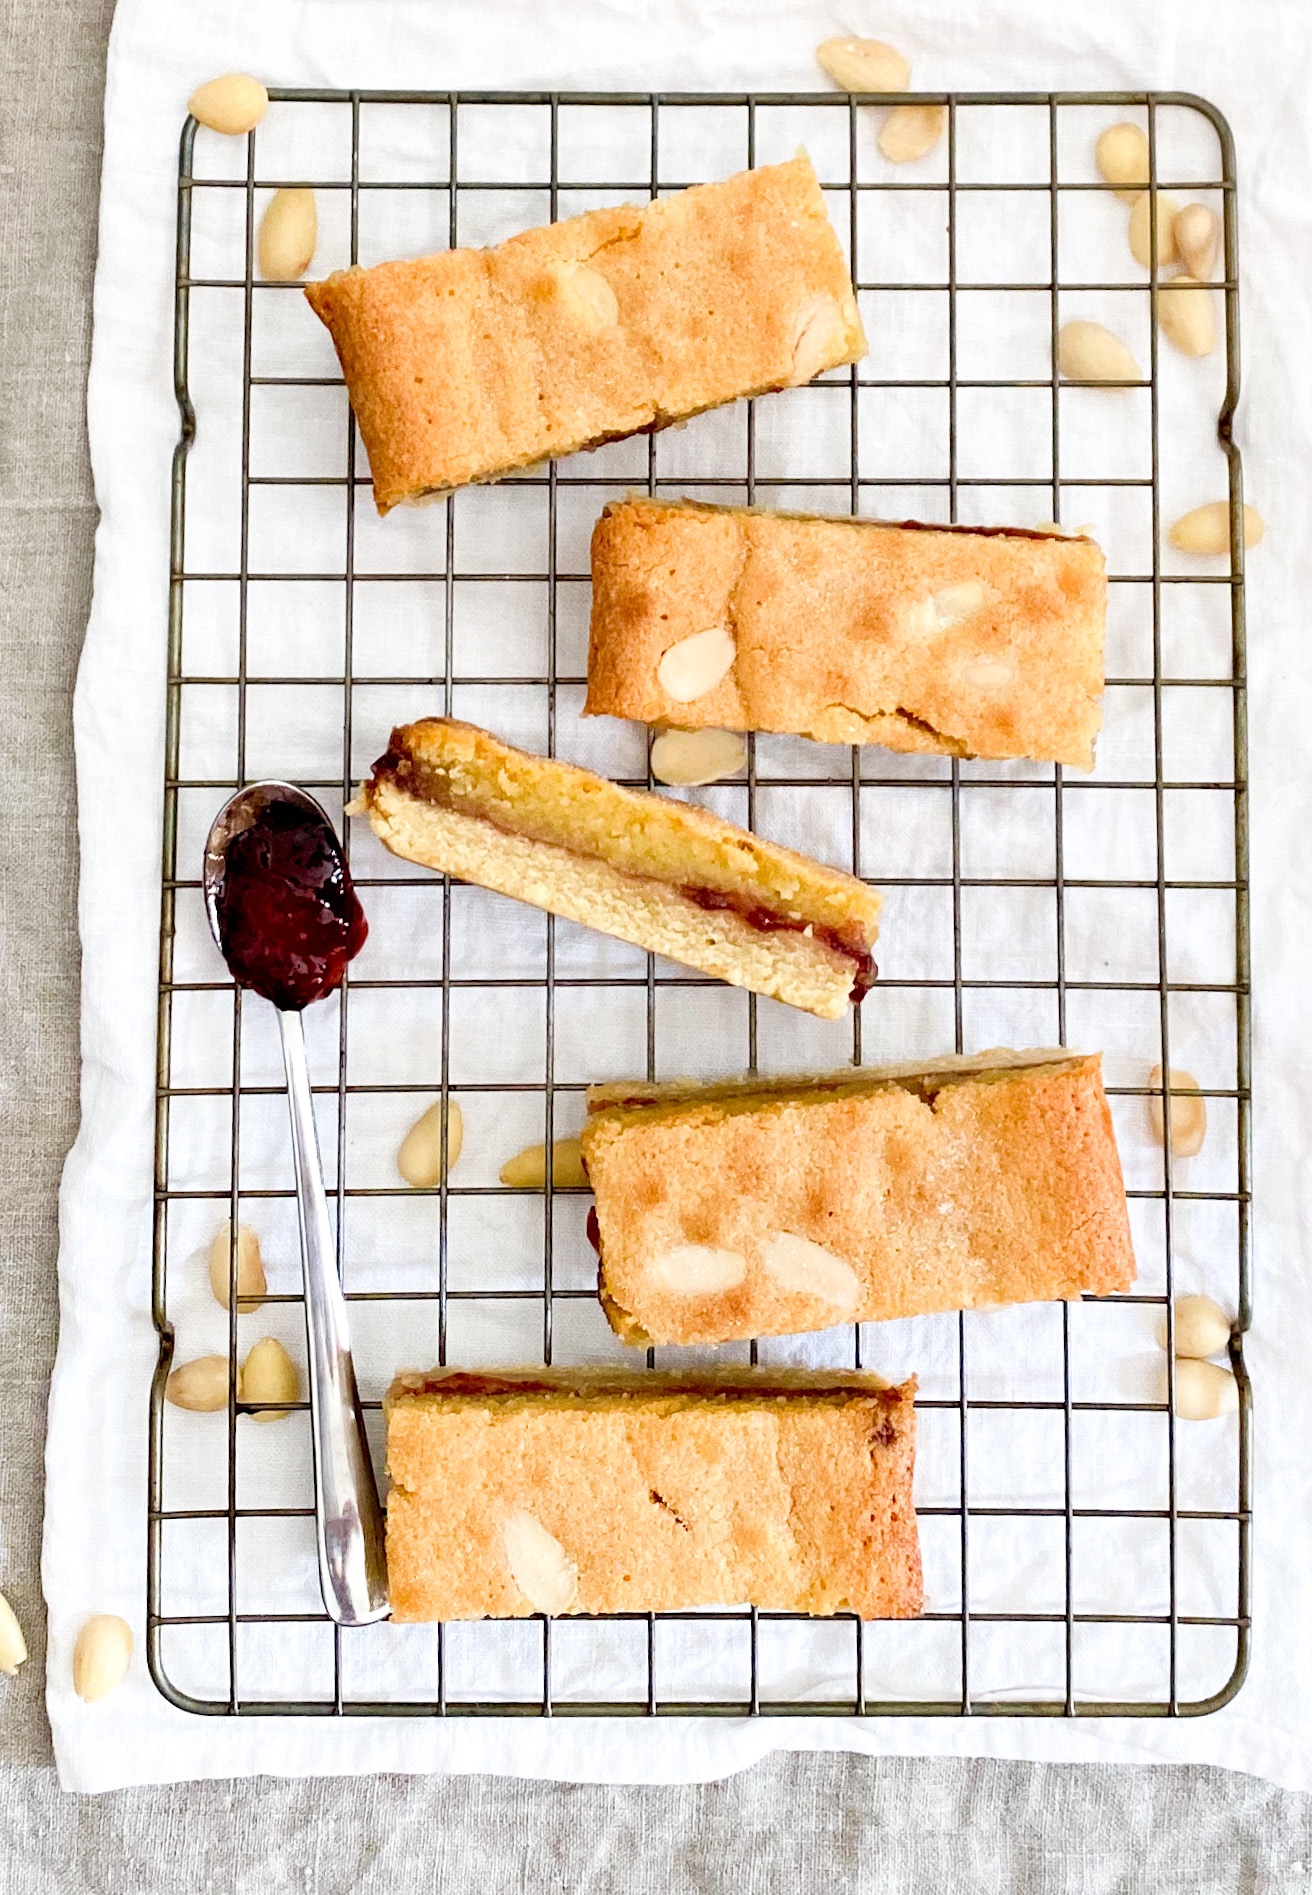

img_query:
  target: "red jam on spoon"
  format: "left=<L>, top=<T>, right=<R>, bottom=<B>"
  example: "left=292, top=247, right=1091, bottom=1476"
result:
left=215, top=802, right=368, bottom=1011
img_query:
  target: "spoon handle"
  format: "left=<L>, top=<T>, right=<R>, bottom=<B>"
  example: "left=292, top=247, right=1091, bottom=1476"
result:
left=278, top=1008, right=389, bottom=1625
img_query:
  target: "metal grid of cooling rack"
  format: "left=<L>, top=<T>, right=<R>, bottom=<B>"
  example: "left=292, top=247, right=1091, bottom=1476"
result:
left=149, top=88, right=1252, bottom=1720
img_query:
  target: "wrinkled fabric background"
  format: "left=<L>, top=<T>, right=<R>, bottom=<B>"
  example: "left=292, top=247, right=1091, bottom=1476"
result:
left=3, top=0, right=1312, bottom=1882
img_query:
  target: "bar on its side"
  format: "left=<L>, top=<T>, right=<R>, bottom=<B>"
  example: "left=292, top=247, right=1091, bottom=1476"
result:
left=581, top=1049, right=1136, bottom=1346
left=352, top=717, right=881, bottom=1020
left=585, top=497, right=1107, bottom=769
left=305, top=155, right=865, bottom=512
left=384, top=1368, right=921, bottom=1622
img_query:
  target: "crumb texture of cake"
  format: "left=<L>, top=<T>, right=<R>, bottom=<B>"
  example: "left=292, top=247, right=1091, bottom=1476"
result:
left=355, top=716, right=881, bottom=1020
left=581, top=1049, right=1136, bottom=1345
left=384, top=1368, right=922, bottom=1621
left=585, top=497, right=1107, bottom=769
left=304, top=155, right=865, bottom=512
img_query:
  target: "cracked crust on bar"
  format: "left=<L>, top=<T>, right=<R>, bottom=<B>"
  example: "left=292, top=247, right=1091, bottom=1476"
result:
left=580, top=1049, right=1136, bottom=1346
left=304, top=155, right=866, bottom=513
left=584, top=496, right=1107, bottom=769
left=353, top=717, right=881, bottom=1020
left=384, top=1368, right=921, bottom=1621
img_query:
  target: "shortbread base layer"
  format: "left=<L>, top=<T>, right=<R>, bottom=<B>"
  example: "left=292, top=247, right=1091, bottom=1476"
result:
left=385, top=1368, right=922, bottom=1621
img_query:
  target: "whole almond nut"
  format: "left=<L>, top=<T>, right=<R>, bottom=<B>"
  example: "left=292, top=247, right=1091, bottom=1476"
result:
left=559, top=262, right=619, bottom=328
left=878, top=103, right=946, bottom=165
left=207, top=1221, right=267, bottom=1312
left=188, top=73, right=268, bottom=136
left=1147, top=1064, right=1207, bottom=1158
left=166, top=1355, right=232, bottom=1413
left=1174, top=202, right=1219, bottom=280
left=1156, top=276, right=1215, bottom=357
left=1095, top=122, right=1150, bottom=204
left=1160, top=1293, right=1231, bottom=1360
left=1128, top=191, right=1180, bottom=270
left=1171, top=1357, right=1238, bottom=1421
left=760, top=1233, right=861, bottom=1311
left=656, top=626, right=737, bottom=703
left=240, top=1337, right=300, bottom=1421
left=649, top=1243, right=746, bottom=1296
left=0, top=1592, right=27, bottom=1677
left=258, top=187, right=317, bottom=282
left=789, top=293, right=849, bottom=386
left=1057, top=320, right=1141, bottom=384
left=73, top=1614, right=133, bottom=1702
left=503, top=1509, right=579, bottom=1615
left=649, top=728, right=747, bottom=787
left=816, top=37, right=911, bottom=93
left=1168, top=502, right=1263, bottom=557
left=398, top=1099, right=464, bottom=1188
left=499, top=1137, right=588, bottom=1189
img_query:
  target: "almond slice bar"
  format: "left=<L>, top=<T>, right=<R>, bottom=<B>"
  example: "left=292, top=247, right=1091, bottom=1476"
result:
left=385, top=1367, right=922, bottom=1622
left=353, top=717, right=881, bottom=1019
left=305, top=154, right=865, bottom=513
left=581, top=1049, right=1137, bottom=1345
left=585, top=496, right=1107, bottom=769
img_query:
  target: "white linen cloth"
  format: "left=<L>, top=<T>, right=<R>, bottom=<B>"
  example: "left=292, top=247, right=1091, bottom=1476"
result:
left=44, top=0, right=1312, bottom=1792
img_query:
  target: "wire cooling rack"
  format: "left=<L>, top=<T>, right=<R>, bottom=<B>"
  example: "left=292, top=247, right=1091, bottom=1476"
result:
left=149, top=88, right=1252, bottom=1720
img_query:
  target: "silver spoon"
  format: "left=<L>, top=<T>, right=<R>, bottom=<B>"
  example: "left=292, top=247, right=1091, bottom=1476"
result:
left=203, top=781, right=388, bottom=1626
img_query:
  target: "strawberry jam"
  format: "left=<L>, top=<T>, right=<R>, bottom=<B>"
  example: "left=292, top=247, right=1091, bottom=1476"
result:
left=215, top=801, right=368, bottom=1011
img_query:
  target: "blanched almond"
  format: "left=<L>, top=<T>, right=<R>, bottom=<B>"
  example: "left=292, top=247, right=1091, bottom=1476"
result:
left=1128, top=191, right=1180, bottom=269
left=188, top=73, right=268, bottom=136
left=73, top=1615, right=133, bottom=1701
left=649, top=1243, right=746, bottom=1295
left=559, top=262, right=619, bottom=328
left=1160, top=1293, right=1231, bottom=1360
left=207, top=1221, right=266, bottom=1312
left=1168, top=502, right=1263, bottom=556
left=0, top=1593, right=26, bottom=1677
left=789, top=293, right=849, bottom=385
left=1171, top=1357, right=1238, bottom=1421
left=499, top=1137, right=588, bottom=1189
left=878, top=103, right=946, bottom=165
left=503, top=1509, right=578, bottom=1614
left=656, top=626, right=737, bottom=703
left=960, top=655, right=1016, bottom=689
left=258, top=187, right=317, bottom=282
left=166, top=1355, right=231, bottom=1412
left=240, top=1337, right=299, bottom=1421
left=649, top=728, right=747, bottom=786
left=931, top=580, right=985, bottom=627
left=1057, top=320, right=1140, bottom=384
left=760, top=1233, right=861, bottom=1310
left=1147, top=1064, right=1207, bottom=1158
left=1156, top=276, right=1215, bottom=357
left=1095, top=122, right=1150, bottom=204
left=816, top=37, right=910, bottom=93
left=398, top=1099, right=464, bottom=1188
left=1174, top=202, right=1219, bottom=280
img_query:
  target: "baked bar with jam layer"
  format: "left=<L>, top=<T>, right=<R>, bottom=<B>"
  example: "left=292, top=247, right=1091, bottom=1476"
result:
left=384, top=1367, right=922, bottom=1622
left=305, top=155, right=865, bottom=512
left=581, top=1049, right=1136, bottom=1346
left=352, top=716, right=881, bottom=1019
left=585, top=496, right=1107, bottom=769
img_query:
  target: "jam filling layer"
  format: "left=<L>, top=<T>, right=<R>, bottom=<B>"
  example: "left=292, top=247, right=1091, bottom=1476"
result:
left=372, top=749, right=878, bottom=1002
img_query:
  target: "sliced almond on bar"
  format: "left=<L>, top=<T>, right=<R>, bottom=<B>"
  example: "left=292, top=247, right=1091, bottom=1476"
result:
left=789, top=293, right=849, bottom=385
left=656, top=626, right=737, bottom=703
left=558, top=262, right=619, bottom=328
left=503, top=1509, right=579, bottom=1614
left=960, top=655, right=1016, bottom=689
left=760, top=1233, right=861, bottom=1311
left=649, top=1243, right=747, bottom=1295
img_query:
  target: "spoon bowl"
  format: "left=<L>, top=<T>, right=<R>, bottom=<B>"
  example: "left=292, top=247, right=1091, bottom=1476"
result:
left=201, top=779, right=332, bottom=957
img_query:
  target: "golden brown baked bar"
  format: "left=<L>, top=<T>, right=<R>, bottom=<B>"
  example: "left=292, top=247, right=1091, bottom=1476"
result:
left=384, top=1367, right=921, bottom=1622
left=305, top=155, right=865, bottom=513
left=352, top=717, right=881, bottom=1019
left=585, top=497, right=1107, bottom=769
left=581, top=1049, right=1136, bottom=1345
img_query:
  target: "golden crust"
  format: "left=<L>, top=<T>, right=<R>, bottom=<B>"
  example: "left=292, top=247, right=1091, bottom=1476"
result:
left=305, top=156, right=865, bottom=512
left=355, top=717, right=880, bottom=1019
left=585, top=497, right=1107, bottom=769
left=581, top=1050, right=1136, bottom=1345
left=384, top=1369, right=922, bottom=1621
